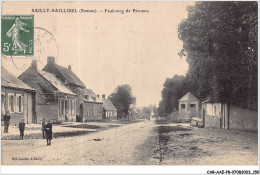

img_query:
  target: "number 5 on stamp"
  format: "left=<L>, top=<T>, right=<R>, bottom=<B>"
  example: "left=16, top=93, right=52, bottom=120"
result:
left=1, top=15, right=34, bottom=56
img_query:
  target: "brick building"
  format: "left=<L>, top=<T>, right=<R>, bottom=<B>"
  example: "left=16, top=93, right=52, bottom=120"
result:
left=42, top=57, right=86, bottom=120
left=19, top=60, right=77, bottom=123
left=1, top=67, right=37, bottom=125
left=100, top=95, right=117, bottom=120
left=82, top=89, right=103, bottom=121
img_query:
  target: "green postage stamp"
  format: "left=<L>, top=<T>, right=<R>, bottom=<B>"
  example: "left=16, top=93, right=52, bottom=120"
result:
left=1, top=15, right=34, bottom=56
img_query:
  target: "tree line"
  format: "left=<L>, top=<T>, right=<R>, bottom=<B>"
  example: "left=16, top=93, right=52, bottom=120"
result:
left=159, top=1, right=257, bottom=117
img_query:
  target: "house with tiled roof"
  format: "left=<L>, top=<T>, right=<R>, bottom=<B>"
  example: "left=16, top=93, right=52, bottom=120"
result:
left=19, top=60, right=77, bottom=123
left=42, top=57, right=86, bottom=121
left=82, top=89, right=103, bottom=121
left=99, top=94, right=117, bottom=120
left=178, top=92, right=200, bottom=121
left=1, top=67, right=37, bottom=125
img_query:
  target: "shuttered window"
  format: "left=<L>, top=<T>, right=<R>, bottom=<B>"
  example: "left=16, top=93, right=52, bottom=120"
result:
left=16, top=94, right=23, bottom=113
left=8, top=93, right=15, bottom=113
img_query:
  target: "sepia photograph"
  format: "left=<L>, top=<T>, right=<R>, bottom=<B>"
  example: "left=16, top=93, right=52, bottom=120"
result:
left=1, top=1, right=259, bottom=174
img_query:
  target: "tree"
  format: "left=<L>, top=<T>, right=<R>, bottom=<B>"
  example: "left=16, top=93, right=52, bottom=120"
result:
left=108, top=84, right=136, bottom=119
left=152, top=105, right=159, bottom=117
left=158, top=75, right=187, bottom=116
left=178, top=1, right=257, bottom=110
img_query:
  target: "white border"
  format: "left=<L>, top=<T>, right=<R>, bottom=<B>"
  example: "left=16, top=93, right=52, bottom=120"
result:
left=1, top=0, right=259, bottom=174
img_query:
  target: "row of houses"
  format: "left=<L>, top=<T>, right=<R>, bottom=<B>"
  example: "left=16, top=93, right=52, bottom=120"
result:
left=1, top=57, right=118, bottom=125
left=177, top=92, right=258, bottom=132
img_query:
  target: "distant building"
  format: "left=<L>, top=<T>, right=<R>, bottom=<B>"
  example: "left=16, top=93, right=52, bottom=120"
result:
left=178, top=92, right=200, bottom=122
left=19, top=60, right=77, bottom=123
left=42, top=56, right=86, bottom=119
left=201, top=96, right=257, bottom=132
left=82, top=89, right=103, bottom=121
left=100, top=95, right=117, bottom=120
left=1, top=67, right=37, bottom=125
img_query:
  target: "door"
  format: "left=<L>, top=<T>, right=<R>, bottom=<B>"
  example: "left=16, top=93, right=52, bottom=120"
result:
left=79, top=103, right=84, bottom=122
left=190, top=104, right=196, bottom=118
left=23, top=93, right=28, bottom=123
left=203, top=109, right=205, bottom=128
left=27, top=93, right=33, bottom=123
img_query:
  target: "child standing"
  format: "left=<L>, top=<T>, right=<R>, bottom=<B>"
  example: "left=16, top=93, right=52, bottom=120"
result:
left=19, top=118, right=25, bottom=139
left=44, top=119, right=53, bottom=146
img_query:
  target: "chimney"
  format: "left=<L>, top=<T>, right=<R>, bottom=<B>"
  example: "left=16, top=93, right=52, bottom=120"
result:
left=47, top=56, right=55, bottom=64
left=31, top=59, right=37, bottom=70
left=97, top=94, right=100, bottom=98
left=68, top=65, right=71, bottom=70
left=102, top=94, right=105, bottom=99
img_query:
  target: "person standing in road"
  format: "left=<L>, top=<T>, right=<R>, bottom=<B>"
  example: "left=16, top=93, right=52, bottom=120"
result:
left=44, top=119, right=53, bottom=146
left=19, top=118, right=25, bottom=139
left=3, top=111, right=11, bottom=133
left=41, top=118, right=46, bottom=139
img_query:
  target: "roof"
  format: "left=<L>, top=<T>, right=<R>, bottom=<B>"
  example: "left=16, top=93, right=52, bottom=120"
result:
left=201, top=95, right=222, bottom=104
left=54, top=64, right=86, bottom=88
left=84, top=97, right=102, bottom=104
left=179, top=92, right=199, bottom=102
left=84, top=88, right=97, bottom=99
left=101, top=98, right=117, bottom=111
left=202, top=96, right=211, bottom=104
left=84, top=88, right=103, bottom=103
left=38, top=70, right=75, bottom=95
left=1, top=67, right=35, bottom=91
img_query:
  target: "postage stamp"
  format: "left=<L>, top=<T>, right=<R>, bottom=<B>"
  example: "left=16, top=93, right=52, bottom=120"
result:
left=1, top=15, right=34, bottom=56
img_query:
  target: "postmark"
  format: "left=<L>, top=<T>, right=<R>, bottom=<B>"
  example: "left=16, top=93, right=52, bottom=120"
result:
left=1, top=15, right=34, bottom=56
left=2, top=26, right=59, bottom=74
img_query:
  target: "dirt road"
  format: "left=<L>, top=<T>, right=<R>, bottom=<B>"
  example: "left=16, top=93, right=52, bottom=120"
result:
left=2, top=120, right=154, bottom=165
left=1, top=119, right=258, bottom=165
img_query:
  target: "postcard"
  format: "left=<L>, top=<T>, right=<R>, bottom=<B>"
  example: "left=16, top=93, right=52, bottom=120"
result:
left=1, top=1, right=258, bottom=173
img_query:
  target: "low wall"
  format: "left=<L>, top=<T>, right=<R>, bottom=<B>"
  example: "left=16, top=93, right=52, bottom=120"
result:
left=6, top=113, right=24, bottom=126
left=84, top=115, right=102, bottom=121
left=229, top=105, right=258, bottom=132
left=204, top=115, right=221, bottom=129
left=37, top=104, right=58, bottom=124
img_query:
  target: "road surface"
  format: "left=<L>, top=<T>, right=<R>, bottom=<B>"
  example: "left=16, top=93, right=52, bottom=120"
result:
left=1, top=119, right=258, bottom=165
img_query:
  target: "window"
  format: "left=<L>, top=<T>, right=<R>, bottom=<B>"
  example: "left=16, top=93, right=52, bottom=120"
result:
left=190, top=104, right=195, bottom=108
left=181, top=104, right=185, bottom=109
left=68, top=100, right=70, bottom=114
left=1, top=93, right=5, bottom=115
left=72, top=101, right=75, bottom=115
left=8, top=93, right=15, bottom=113
left=16, top=94, right=23, bottom=113
left=61, top=100, right=64, bottom=115
left=94, top=107, right=97, bottom=116
left=70, top=101, right=73, bottom=114
left=65, top=101, right=68, bottom=113
left=214, top=105, right=217, bottom=116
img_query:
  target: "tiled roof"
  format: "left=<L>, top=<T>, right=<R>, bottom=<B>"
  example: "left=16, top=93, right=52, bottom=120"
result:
left=84, top=88, right=97, bottom=99
left=38, top=70, right=75, bottom=95
left=1, top=67, right=35, bottom=91
left=179, top=92, right=199, bottom=102
left=55, top=64, right=86, bottom=88
left=101, top=98, right=117, bottom=111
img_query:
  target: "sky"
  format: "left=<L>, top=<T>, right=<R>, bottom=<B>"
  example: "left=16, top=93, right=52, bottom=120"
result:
left=2, top=1, right=194, bottom=107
